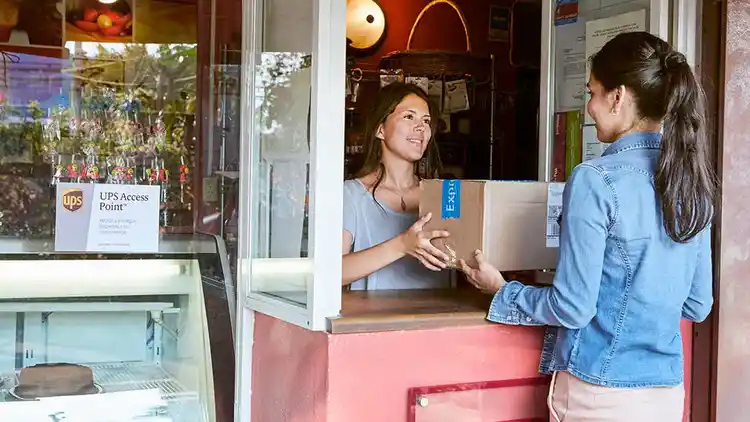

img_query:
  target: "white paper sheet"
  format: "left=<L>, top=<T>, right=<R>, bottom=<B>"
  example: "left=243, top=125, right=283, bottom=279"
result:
left=555, top=19, right=587, bottom=111
left=582, top=125, right=606, bottom=161
left=584, top=9, right=647, bottom=124
left=546, top=182, right=565, bottom=248
left=444, top=80, right=470, bottom=113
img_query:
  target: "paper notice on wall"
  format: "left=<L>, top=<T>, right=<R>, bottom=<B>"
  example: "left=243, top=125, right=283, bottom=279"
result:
left=380, top=71, right=403, bottom=87
left=546, top=182, right=565, bottom=248
left=584, top=9, right=647, bottom=123
left=405, top=76, right=429, bottom=94
left=555, top=19, right=586, bottom=111
left=444, top=80, right=470, bottom=113
left=582, top=125, right=607, bottom=161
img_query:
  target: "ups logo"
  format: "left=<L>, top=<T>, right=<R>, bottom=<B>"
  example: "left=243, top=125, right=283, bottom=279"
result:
left=61, top=188, right=83, bottom=212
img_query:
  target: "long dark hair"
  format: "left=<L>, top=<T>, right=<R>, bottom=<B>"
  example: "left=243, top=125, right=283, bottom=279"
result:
left=354, top=82, right=442, bottom=204
left=590, top=31, right=717, bottom=243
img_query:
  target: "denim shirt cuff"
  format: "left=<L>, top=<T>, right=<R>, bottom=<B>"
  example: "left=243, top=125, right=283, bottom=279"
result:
left=487, top=281, right=525, bottom=325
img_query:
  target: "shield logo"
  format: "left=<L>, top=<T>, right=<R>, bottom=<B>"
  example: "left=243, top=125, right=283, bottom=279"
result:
left=61, top=188, right=84, bottom=212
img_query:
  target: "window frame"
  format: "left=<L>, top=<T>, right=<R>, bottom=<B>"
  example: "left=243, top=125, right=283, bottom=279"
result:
left=238, top=0, right=346, bottom=332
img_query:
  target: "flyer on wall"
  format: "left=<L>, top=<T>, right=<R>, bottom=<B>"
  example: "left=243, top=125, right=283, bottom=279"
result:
left=584, top=9, right=647, bottom=124
left=54, top=182, right=160, bottom=253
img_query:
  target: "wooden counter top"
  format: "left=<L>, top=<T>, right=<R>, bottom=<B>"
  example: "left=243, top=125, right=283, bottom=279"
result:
left=328, top=288, right=493, bottom=334
left=328, top=271, right=554, bottom=334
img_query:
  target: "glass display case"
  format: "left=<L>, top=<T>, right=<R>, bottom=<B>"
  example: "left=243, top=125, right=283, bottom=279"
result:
left=0, top=234, right=234, bottom=422
left=0, top=0, right=244, bottom=419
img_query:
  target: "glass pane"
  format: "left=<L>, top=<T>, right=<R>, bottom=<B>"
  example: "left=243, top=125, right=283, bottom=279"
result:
left=0, top=236, right=223, bottom=421
left=250, top=0, right=314, bottom=307
left=412, top=379, right=549, bottom=422
left=0, top=0, right=237, bottom=420
left=550, top=0, right=652, bottom=182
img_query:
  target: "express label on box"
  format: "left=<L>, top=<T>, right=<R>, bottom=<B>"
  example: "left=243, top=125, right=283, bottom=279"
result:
left=441, top=179, right=461, bottom=219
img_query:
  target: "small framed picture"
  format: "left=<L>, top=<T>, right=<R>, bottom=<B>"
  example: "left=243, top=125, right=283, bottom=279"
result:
left=488, top=5, right=510, bottom=42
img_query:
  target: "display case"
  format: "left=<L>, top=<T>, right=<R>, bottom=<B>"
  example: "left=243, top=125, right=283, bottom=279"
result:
left=0, top=233, right=235, bottom=422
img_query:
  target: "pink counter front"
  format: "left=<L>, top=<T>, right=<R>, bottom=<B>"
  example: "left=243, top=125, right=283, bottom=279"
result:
left=251, top=290, right=694, bottom=422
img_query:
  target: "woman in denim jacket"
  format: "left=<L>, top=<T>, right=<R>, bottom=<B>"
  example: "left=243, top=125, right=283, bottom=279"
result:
left=460, top=32, right=716, bottom=421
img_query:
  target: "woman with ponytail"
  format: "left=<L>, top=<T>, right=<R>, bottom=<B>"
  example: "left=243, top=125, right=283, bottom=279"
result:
left=460, top=32, right=716, bottom=421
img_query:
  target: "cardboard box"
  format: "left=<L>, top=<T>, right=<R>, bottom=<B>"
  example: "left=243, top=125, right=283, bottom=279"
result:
left=420, top=179, right=563, bottom=271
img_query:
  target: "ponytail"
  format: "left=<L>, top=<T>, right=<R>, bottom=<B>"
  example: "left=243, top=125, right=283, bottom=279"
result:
left=655, top=52, right=718, bottom=243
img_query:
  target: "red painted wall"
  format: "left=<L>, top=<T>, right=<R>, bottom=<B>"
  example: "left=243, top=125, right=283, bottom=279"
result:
left=355, top=0, right=520, bottom=92
left=325, top=321, right=548, bottom=421
left=250, top=312, right=694, bottom=422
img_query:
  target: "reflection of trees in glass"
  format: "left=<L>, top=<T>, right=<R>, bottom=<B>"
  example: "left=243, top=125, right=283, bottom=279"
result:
left=68, top=43, right=198, bottom=226
left=254, top=53, right=312, bottom=256
left=73, top=43, right=197, bottom=156
left=0, top=43, right=201, bottom=237
left=0, top=100, right=44, bottom=159
left=255, top=52, right=310, bottom=134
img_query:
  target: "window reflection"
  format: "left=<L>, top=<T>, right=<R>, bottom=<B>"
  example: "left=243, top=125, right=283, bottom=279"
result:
left=0, top=42, right=198, bottom=237
left=251, top=49, right=313, bottom=305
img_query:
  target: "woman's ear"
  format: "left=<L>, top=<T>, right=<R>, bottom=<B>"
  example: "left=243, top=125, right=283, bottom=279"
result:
left=611, top=85, right=628, bottom=115
left=376, top=123, right=385, bottom=140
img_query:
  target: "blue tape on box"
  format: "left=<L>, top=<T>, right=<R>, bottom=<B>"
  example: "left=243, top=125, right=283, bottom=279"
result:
left=441, top=179, right=461, bottom=219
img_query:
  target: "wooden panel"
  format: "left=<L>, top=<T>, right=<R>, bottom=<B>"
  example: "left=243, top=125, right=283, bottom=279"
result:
left=331, top=273, right=556, bottom=334
left=331, top=289, right=492, bottom=333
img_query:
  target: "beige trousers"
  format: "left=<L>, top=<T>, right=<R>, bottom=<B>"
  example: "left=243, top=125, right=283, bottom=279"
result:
left=547, top=371, right=684, bottom=422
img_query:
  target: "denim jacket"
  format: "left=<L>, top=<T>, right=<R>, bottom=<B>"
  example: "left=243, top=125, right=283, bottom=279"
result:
left=487, top=131, right=713, bottom=388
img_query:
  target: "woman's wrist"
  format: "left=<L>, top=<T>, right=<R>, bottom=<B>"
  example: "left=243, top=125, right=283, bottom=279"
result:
left=492, top=273, right=507, bottom=293
left=392, top=232, right=409, bottom=258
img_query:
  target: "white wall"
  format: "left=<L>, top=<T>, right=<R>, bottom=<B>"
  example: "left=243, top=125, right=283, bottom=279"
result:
left=263, top=0, right=314, bottom=53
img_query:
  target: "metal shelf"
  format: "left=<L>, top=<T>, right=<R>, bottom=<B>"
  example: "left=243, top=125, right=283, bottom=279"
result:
left=0, top=362, right=205, bottom=422
left=91, top=362, right=203, bottom=421
left=90, top=362, right=194, bottom=400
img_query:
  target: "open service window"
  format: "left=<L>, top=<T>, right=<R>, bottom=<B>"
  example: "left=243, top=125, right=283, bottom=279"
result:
left=538, top=0, right=672, bottom=182
left=239, top=0, right=347, bottom=331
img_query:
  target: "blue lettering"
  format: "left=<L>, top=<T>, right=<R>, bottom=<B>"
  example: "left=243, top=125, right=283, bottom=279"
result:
left=441, top=179, right=461, bottom=219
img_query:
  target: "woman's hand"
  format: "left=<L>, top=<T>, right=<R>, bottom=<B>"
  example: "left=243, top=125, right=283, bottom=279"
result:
left=399, top=212, right=451, bottom=271
left=459, top=250, right=507, bottom=294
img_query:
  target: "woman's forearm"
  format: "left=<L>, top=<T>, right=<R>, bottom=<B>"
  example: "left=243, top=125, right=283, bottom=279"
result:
left=342, top=235, right=406, bottom=285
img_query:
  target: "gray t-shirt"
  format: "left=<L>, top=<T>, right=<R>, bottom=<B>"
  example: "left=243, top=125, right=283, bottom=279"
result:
left=343, top=179, right=451, bottom=290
